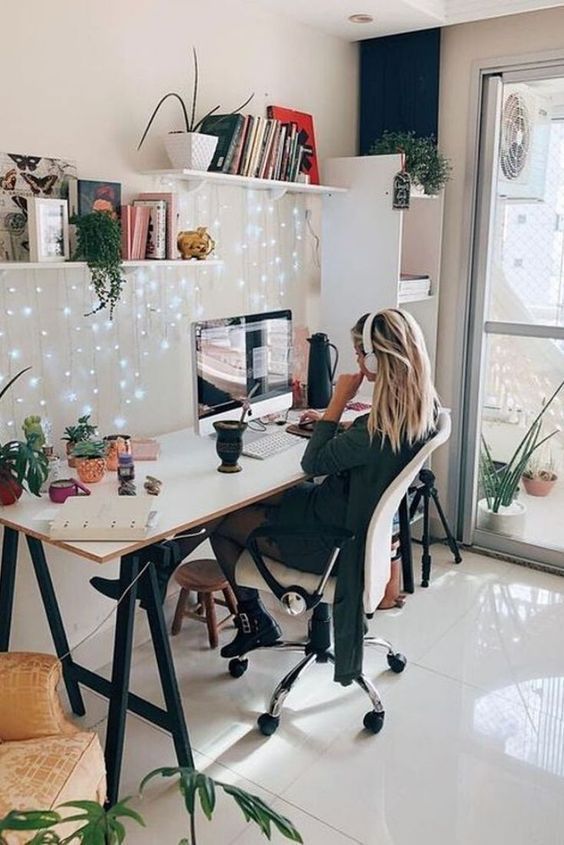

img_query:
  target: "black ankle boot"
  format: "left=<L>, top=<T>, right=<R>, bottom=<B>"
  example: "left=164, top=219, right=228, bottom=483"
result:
left=221, top=599, right=282, bottom=659
left=90, top=541, right=183, bottom=609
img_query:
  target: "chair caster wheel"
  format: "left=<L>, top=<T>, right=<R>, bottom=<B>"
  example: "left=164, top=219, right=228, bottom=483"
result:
left=421, top=579, right=429, bottom=588
left=258, top=713, right=280, bottom=736
left=387, top=652, right=407, bottom=674
left=228, top=658, right=248, bottom=678
left=363, top=710, right=385, bottom=734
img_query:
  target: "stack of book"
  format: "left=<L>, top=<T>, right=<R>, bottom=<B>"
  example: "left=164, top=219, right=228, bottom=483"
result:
left=121, top=192, right=178, bottom=260
left=200, top=111, right=312, bottom=183
left=398, top=274, right=432, bottom=302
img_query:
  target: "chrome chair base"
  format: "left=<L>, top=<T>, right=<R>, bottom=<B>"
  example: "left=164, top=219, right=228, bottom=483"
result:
left=227, top=605, right=406, bottom=736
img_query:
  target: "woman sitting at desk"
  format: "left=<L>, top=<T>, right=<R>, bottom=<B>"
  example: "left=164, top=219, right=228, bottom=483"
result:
left=94, top=308, right=437, bottom=683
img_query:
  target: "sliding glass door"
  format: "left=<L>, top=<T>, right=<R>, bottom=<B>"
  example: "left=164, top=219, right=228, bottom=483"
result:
left=462, top=70, right=564, bottom=568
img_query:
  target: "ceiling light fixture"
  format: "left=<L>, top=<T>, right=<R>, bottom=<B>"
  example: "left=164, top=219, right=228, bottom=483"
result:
left=348, top=13, right=374, bottom=23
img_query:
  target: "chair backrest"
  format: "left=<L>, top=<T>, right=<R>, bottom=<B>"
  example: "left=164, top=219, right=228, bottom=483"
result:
left=363, top=409, right=451, bottom=613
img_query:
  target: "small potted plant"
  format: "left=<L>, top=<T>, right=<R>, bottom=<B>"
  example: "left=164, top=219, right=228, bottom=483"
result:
left=137, top=47, right=254, bottom=171
left=370, top=130, right=452, bottom=196
left=62, top=414, right=97, bottom=468
left=0, top=368, right=49, bottom=505
left=478, top=379, right=564, bottom=535
left=522, top=452, right=558, bottom=497
left=72, top=439, right=107, bottom=485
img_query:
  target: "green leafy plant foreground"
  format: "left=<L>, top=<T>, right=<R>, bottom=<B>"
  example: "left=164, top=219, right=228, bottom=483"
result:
left=71, top=212, right=125, bottom=319
left=0, top=367, right=48, bottom=497
left=370, top=130, right=452, bottom=195
left=0, top=768, right=302, bottom=845
left=479, top=378, right=564, bottom=513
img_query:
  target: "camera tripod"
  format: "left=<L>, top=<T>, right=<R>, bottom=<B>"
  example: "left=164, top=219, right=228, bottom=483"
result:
left=399, top=468, right=462, bottom=590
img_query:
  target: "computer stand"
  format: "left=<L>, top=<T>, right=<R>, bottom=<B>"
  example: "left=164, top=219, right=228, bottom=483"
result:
left=409, top=468, right=462, bottom=588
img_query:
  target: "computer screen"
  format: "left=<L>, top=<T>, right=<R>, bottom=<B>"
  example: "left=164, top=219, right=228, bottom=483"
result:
left=192, top=309, right=293, bottom=434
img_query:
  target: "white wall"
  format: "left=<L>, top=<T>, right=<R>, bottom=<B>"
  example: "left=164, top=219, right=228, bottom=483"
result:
left=436, top=7, right=564, bottom=518
left=0, top=0, right=358, bottom=659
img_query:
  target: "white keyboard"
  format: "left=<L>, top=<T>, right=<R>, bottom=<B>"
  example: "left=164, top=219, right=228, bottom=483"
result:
left=242, top=430, right=301, bottom=460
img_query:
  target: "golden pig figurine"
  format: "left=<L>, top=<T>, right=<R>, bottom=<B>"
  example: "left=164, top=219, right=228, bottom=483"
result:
left=177, top=227, right=215, bottom=260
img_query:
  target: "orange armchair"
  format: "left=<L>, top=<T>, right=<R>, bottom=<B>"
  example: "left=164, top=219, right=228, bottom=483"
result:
left=0, top=653, right=106, bottom=844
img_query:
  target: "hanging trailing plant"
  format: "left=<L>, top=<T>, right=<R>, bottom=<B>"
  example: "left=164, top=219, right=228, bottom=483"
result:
left=370, top=130, right=452, bottom=195
left=71, top=211, right=125, bottom=319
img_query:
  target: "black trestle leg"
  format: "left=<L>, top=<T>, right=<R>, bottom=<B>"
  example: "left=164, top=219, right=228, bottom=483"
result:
left=26, top=536, right=85, bottom=716
left=0, top=528, right=19, bottom=650
left=104, top=554, right=139, bottom=807
left=142, top=562, right=194, bottom=770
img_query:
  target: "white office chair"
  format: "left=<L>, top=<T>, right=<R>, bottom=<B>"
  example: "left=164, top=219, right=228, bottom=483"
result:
left=229, top=410, right=451, bottom=736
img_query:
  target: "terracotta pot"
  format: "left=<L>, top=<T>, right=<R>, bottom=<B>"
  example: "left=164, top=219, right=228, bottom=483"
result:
left=104, top=435, right=130, bottom=471
left=66, top=442, right=77, bottom=468
left=76, top=457, right=106, bottom=484
left=0, top=472, right=23, bottom=506
left=522, top=475, right=557, bottom=497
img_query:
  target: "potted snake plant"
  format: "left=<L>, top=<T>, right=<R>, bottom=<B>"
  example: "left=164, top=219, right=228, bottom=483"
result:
left=0, top=367, right=49, bottom=505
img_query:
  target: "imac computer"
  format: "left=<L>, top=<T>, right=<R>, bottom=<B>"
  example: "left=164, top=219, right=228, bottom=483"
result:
left=191, top=309, right=293, bottom=436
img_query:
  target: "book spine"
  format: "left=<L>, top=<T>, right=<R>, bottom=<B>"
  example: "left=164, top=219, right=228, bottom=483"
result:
left=260, top=119, right=278, bottom=179
left=274, top=125, right=287, bottom=180
left=256, top=119, right=273, bottom=179
left=229, top=115, right=250, bottom=175
left=121, top=206, right=132, bottom=260
left=240, top=116, right=257, bottom=177
left=248, top=117, right=265, bottom=178
left=133, top=200, right=166, bottom=259
left=222, top=115, right=245, bottom=173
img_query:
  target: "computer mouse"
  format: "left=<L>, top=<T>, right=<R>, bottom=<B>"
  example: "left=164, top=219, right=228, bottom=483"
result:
left=298, top=420, right=316, bottom=431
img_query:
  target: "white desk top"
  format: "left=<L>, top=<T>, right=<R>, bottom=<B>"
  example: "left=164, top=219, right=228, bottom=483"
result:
left=0, top=427, right=308, bottom=564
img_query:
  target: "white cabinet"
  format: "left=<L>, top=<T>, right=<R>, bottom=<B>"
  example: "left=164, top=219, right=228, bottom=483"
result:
left=321, top=154, right=443, bottom=375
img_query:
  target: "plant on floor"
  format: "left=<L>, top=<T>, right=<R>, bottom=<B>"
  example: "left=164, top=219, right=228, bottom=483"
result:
left=136, top=47, right=254, bottom=160
left=0, top=367, right=49, bottom=504
left=370, top=130, right=452, bottom=195
left=479, top=379, right=564, bottom=513
left=71, top=211, right=125, bottom=319
left=0, top=769, right=302, bottom=845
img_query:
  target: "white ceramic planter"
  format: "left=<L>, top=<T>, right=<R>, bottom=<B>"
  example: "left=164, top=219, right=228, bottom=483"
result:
left=164, top=132, right=218, bottom=171
left=477, top=498, right=526, bottom=537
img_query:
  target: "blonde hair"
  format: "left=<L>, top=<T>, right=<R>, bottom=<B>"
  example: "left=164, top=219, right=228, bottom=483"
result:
left=352, top=309, right=438, bottom=452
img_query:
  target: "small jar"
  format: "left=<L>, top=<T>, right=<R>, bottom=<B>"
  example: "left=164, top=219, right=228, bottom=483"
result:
left=117, top=452, right=135, bottom=483
left=41, top=445, right=61, bottom=494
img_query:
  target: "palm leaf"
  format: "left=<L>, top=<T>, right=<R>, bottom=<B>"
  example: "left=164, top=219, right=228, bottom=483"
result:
left=0, top=367, right=31, bottom=403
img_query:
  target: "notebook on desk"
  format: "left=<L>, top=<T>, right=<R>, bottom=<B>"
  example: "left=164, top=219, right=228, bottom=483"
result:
left=49, top=497, right=158, bottom=541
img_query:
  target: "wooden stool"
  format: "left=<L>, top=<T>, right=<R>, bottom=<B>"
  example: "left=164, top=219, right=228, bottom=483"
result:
left=171, top=558, right=238, bottom=649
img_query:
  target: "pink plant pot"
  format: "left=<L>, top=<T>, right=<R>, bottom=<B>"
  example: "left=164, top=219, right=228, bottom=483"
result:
left=522, top=476, right=557, bottom=497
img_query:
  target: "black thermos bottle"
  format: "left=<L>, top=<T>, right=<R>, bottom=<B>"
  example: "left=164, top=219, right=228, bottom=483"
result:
left=306, top=333, right=339, bottom=409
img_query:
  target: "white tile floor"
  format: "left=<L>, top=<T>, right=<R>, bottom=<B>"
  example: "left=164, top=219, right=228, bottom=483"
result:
left=81, top=546, right=564, bottom=845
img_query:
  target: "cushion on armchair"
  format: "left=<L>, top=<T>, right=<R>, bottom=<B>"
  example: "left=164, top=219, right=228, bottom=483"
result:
left=0, top=653, right=76, bottom=742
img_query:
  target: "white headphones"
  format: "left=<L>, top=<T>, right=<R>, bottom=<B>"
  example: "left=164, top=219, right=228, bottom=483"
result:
left=362, top=312, right=379, bottom=374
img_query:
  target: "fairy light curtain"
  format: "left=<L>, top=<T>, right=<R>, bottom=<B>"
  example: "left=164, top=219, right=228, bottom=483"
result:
left=0, top=186, right=310, bottom=444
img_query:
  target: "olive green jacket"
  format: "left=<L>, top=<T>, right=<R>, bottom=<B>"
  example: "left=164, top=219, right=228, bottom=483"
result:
left=300, top=416, right=422, bottom=685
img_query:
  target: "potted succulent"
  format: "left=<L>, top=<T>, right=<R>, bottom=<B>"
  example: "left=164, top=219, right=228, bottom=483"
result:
left=62, top=414, right=97, bottom=468
left=71, top=211, right=125, bottom=319
left=522, top=452, right=558, bottom=497
left=72, top=439, right=107, bottom=485
left=370, top=130, right=452, bottom=196
left=478, top=379, right=564, bottom=536
left=137, top=47, right=254, bottom=171
left=0, top=766, right=302, bottom=844
left=0, top=368, right=49, bottom=506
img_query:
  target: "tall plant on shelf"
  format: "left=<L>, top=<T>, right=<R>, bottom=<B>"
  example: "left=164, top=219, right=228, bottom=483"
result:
left=137, top=47, right=254, bottom=170
left=479, top=379, right=564, bottom=514
left=0, top=367, right=49, bottom=505
left=0, top=767, right=302, bottom=845
left=71, top=211, right=125, bottom=319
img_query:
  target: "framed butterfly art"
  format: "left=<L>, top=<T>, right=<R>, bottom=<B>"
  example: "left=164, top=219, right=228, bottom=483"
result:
left=0, top=151, right=76, bottom=262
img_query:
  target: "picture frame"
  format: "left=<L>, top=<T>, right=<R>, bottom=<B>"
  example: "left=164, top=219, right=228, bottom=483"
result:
left=27, top=197, right=69, bottom=262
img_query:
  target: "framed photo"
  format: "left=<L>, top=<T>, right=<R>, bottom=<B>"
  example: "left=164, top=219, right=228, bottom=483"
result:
left=28, top=197, right=69, bottom=262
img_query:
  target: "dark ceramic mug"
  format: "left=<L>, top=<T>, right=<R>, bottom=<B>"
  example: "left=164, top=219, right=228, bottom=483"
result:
left=49, top=478, right=91, bottom=503
left=213, top=421, right=247, bottom=473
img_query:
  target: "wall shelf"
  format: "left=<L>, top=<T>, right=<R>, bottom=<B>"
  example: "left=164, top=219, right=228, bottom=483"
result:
left=398, top=294, right=435, bottom=304
left=142, top=168, right=349, bottom=199
left=0, top=259, right=224, bottom=272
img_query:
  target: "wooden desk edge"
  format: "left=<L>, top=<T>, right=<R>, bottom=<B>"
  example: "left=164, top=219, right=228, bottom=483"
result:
left=0, top=474, right=305, bottom=564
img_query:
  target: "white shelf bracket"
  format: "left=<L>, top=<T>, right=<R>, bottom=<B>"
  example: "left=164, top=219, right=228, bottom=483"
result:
left=268, top=186, right=288, bottom=202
